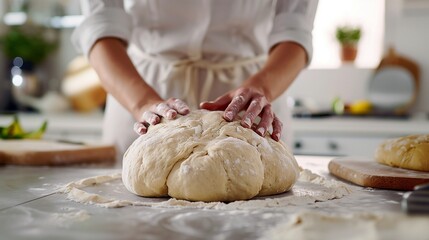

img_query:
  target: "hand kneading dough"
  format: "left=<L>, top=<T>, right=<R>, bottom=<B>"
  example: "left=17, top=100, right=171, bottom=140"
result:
left=375, top=134, right=429, bottom=172
left=122, top=110, right=300, bottom=202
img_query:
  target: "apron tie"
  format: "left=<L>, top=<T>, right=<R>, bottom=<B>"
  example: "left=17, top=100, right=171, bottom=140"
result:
left=136, top=52, right=267, bottom=107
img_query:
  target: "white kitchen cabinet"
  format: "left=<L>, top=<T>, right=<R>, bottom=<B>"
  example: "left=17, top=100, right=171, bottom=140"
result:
left=293, top=135, right=388, bottom=157
left=292, top=115, right=429, bottom=157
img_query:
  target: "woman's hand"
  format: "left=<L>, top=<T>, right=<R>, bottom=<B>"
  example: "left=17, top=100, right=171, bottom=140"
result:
left=134, top=98, right=190, bottom=135
left=200, top=87, right=282, bottom=141
left=88, top=38, right=191, bottom=136
left=200, top=42, right=308, bottom=142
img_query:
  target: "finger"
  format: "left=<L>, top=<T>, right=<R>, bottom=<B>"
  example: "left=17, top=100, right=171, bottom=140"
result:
left=134, top=122, right=147, bottom=135
left=167, top=98, right=190, bottom=115
left=224, top=89, right=252, bottom=121
left=151, top=103, right=177, bottom=120
left=255, top=105, right=274, bottom=136
left=271, top=115, right=283, bottom=141
left=241, top=96, right=267, bottom=128
left=250, top=122, right=258, bottom=131
left=199, top=94, right=232, bottom=111
left=142, top=111, right=161, bottom=125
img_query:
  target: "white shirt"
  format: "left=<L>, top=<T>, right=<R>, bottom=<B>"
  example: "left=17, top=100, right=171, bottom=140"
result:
left=73, top=0, right=318, bottom=62
left=72, top=0, right=318, bottom=157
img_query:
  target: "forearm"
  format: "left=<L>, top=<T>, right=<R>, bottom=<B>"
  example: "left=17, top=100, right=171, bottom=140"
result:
left=88, top=38, right=162, bottom=120
left=243, top=42, right=307, bottom=102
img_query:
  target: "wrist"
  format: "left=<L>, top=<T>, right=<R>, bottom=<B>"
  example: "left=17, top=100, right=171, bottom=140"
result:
left=131, top=92, right=163, bottom=121
left=243, top=73, right=274, bottom=102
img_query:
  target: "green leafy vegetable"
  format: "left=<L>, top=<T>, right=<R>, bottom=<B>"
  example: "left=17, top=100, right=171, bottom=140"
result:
left=0, top=115, right=48, bottom=139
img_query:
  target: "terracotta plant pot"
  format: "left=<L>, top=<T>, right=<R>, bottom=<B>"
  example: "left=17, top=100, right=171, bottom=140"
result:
left=341, top=44, right=358, bottom=62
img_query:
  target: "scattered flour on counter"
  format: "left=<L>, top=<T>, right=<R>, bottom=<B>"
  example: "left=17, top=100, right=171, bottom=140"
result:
left=262, top=211, right=429, bottom=240
left=10, top=207, right=91, bottom=229
left=51, top=209, right=90, bottom=227
left=58, top=169, right=351, bottom=210
left=59, top=173, right=121, bottom=191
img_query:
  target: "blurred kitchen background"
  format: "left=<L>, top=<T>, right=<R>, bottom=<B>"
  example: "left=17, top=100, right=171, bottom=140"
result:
left=0, top=0, right=428, bottom=157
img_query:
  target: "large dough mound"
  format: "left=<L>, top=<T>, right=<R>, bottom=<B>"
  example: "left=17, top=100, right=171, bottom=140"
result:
left=122, top=110, right=300, bottom=202
left=375, top=134, right=429, bottom=172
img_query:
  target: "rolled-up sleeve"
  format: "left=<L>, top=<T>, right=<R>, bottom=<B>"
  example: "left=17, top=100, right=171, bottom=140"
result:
left=269, top=0, right=318, bottom=64
left=72, top=0, right=133, bottom=56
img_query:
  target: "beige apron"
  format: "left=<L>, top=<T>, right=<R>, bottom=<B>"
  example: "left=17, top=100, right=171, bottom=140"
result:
left=103, top=52, right=293, bottom=160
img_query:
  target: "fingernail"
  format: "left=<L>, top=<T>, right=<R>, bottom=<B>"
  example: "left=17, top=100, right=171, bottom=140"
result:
left=225, top=111, right=233, bottom=121
left=138, top=127, right=146, bottom=135
left=167, top=111, right=175, bottom=119
left=275, top=133, right=281, bottom=141
left=199, top=102, right=207, bottom=108
left=182, top=108, right=190, bottom=114
left=257, top=127, right=265, bottom=136
left=150, top=116, right=159, bottom=124
left=243, top=118, right=251, bottom=127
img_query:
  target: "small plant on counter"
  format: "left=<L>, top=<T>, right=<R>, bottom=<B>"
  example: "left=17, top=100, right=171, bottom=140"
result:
left=336, top=26, right=361, bottom=45
left=336, top=26, right=362, bottom=62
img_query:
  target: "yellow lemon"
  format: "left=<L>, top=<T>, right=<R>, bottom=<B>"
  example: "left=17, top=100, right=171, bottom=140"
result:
left=350, top=100, right=372, bottom=115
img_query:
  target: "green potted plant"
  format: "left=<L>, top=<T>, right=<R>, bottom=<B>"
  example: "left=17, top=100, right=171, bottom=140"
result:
left=336, top=26, right=361, bottom=62
left=0, top=24, right=59, bottom=70
left=0, top=23, right=59, bottom=110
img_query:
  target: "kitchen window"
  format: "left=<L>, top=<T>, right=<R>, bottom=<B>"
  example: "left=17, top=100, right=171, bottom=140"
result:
left=310, top=0, right=385, bottom=69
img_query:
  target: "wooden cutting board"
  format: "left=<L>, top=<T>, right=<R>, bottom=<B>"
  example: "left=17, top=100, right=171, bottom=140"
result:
left=328, top=157, right=429, bottom=190
left=0, top=140, right=116, bottom=166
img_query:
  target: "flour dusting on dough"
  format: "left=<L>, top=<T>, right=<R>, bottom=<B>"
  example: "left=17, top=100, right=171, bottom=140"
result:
left=122, top=110, right=300, bottom=202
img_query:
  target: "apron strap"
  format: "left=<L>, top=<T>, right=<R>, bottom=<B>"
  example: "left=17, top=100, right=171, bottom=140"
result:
left=135, top=51, right=267, bottom=107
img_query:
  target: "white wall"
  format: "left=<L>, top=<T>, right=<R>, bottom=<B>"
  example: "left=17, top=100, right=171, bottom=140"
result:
left=287, top=66, right=373, bottom=110
left=393, top=3, right=429, bottom=112
left=311, top=0, right=385, bottom=69
left=288, top=0, right=429, bottom=113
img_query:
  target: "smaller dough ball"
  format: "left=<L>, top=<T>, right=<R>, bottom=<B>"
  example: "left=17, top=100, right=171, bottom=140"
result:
left=375, top=134, right=429, bottom=172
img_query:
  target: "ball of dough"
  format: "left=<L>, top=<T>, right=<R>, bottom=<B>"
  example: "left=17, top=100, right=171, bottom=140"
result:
left=122, top=110, right=300, bottom=202
left=375, top=134, right=429, bottom=172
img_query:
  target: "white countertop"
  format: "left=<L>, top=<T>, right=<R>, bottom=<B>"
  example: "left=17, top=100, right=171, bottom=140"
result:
left=0, top=156, right=408, bottom=240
